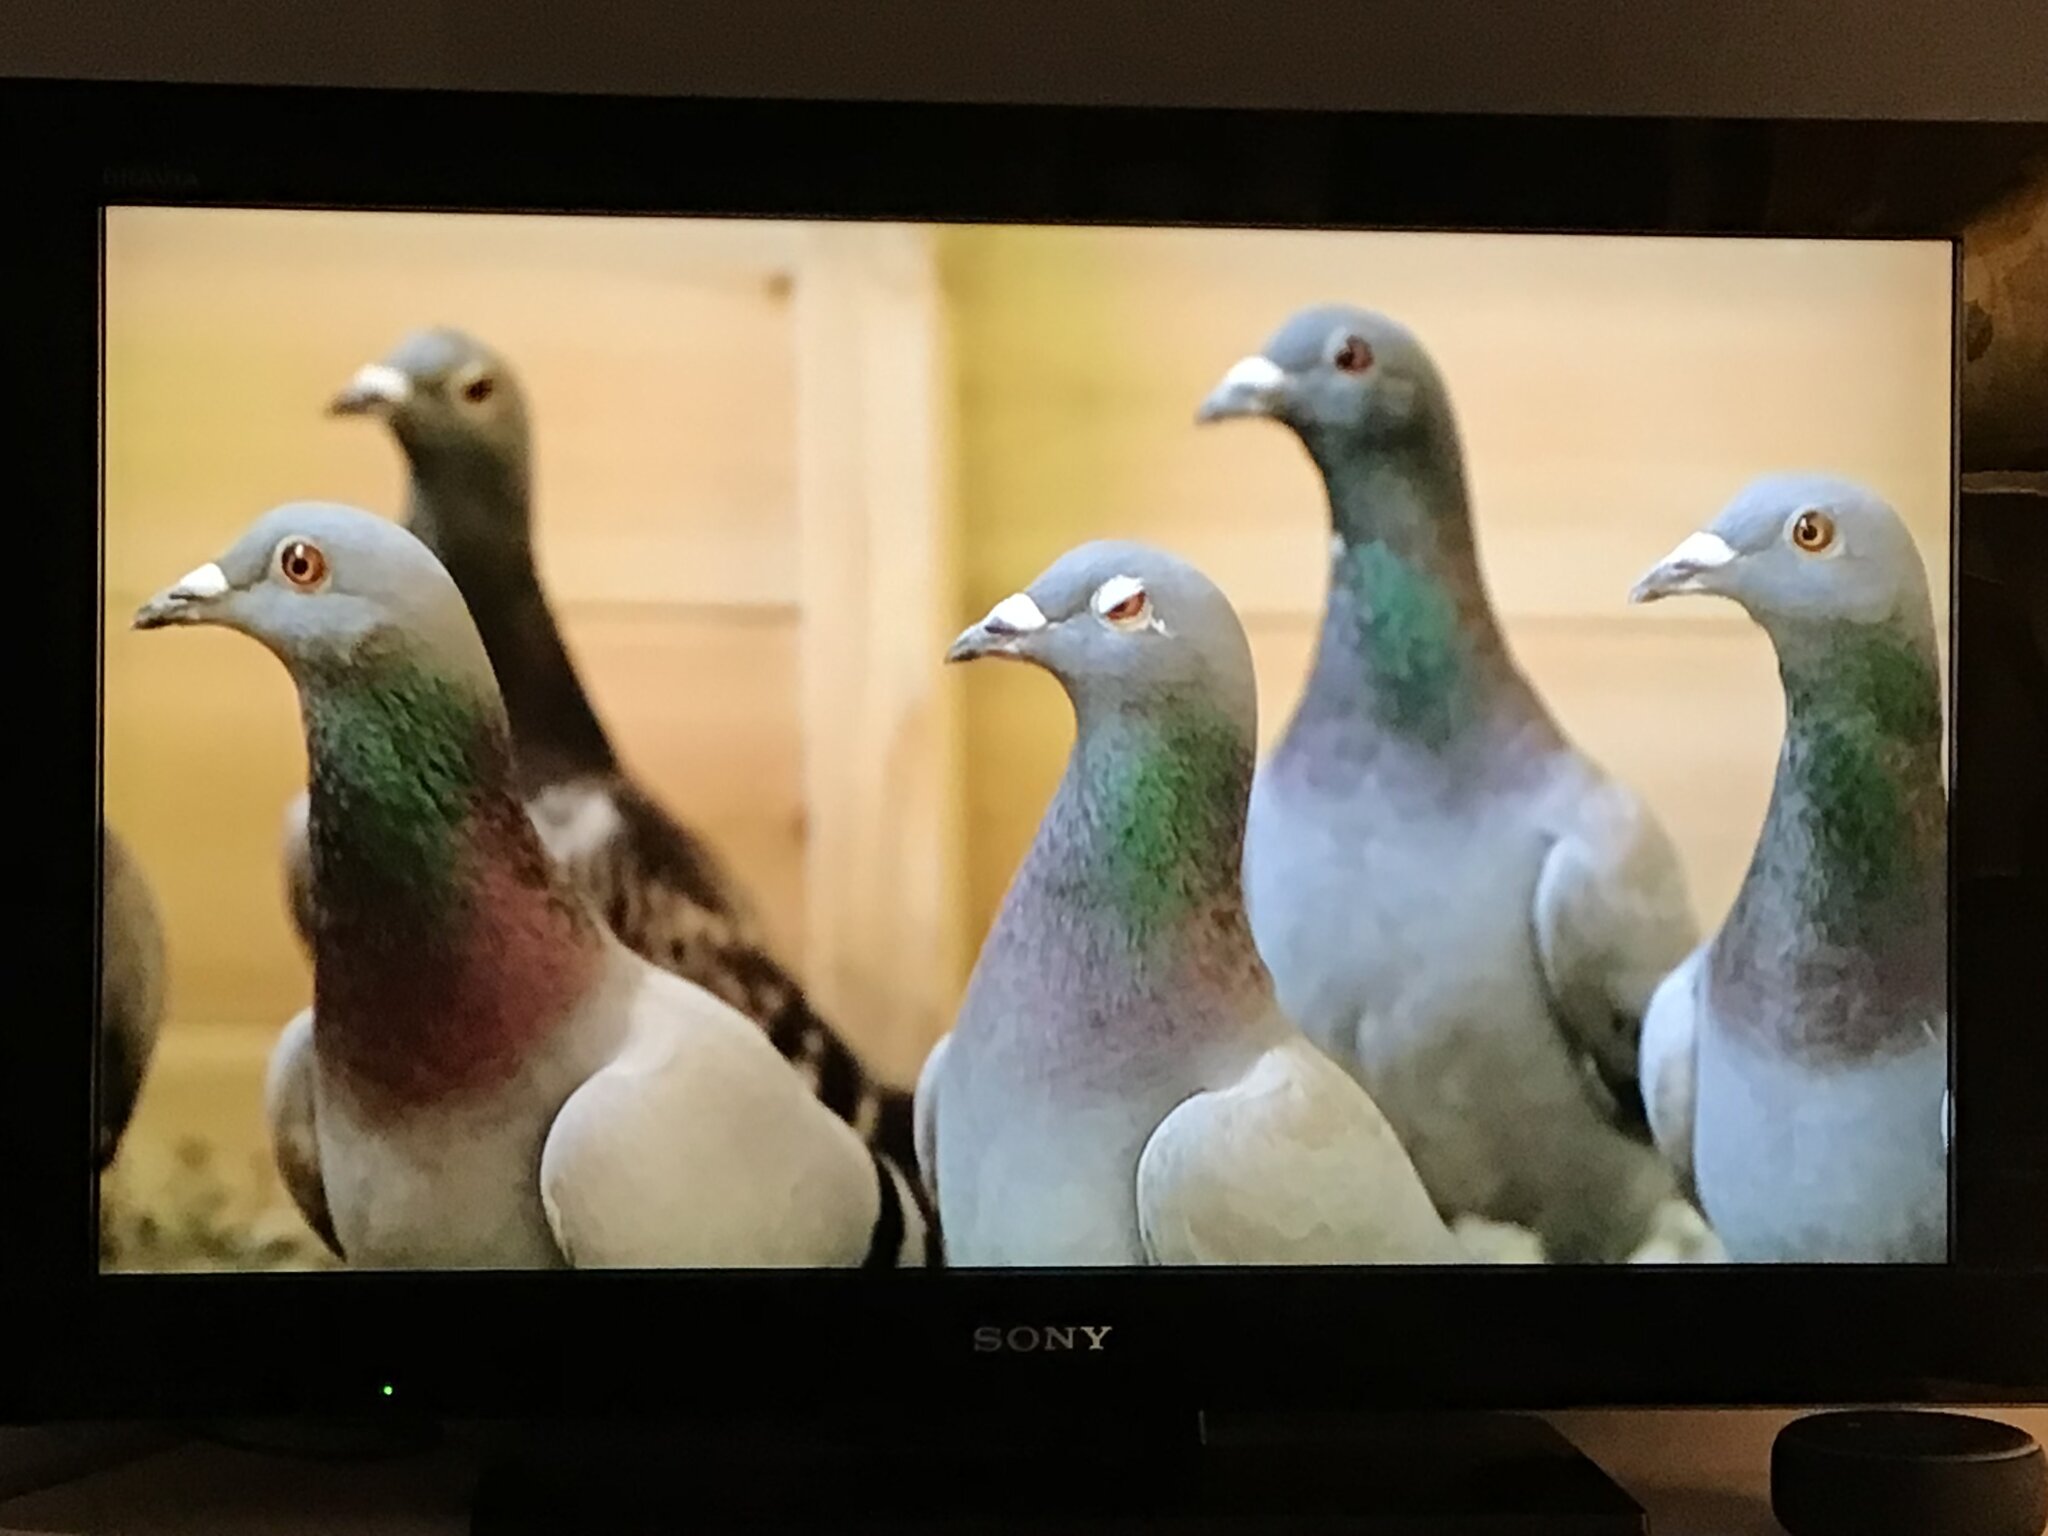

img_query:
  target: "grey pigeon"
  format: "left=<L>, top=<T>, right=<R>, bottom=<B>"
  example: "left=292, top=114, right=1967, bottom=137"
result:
left=139, top=503, right=927, bottom=1269
left=99, top=824, right=166, bottom=1170
left=1197, top=307, right=1708, bottom=1263
left=1632, top=475, right=1947, bottom=1262
left=309, top=328, right=923, bottom=1200
left=918, top=541, right=1478, bottom=1267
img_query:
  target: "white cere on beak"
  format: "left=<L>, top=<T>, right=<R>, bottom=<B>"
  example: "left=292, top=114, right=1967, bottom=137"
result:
left=347, top=362, right=412, bottom=405
left=1665, top=531, right=1737, bottom=572
left=1632, top=529, right=1738, bottom=602
left=947, top=590, right=1049, bottom=662
left=1217, top=355, right=1285, bottom=394
left=985, top=591, right=1048, bottom=634
left=170, top=562, right=229, bottom=600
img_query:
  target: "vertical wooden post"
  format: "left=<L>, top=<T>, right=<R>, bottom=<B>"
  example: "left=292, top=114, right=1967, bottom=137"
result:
left=792, top=224, right=964, bottom=1085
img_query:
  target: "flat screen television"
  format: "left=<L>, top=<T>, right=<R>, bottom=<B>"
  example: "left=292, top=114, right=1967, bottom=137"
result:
left=2, top=81, right=2044, bottom=1423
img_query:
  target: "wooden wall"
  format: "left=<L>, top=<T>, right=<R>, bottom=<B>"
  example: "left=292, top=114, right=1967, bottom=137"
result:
left=101, top=211, right=1951, bottom=1251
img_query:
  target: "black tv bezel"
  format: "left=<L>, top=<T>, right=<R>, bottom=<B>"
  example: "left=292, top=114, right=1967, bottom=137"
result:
left=4, top=80, right=2045, bottom=1423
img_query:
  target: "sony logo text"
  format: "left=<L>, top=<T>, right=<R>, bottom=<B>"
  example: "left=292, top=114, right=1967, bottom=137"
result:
left=973, top=1325, right=1113, bottom=1353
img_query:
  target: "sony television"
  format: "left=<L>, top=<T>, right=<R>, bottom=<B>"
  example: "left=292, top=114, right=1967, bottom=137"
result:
left=2, top=81, right=2045, bottom=1426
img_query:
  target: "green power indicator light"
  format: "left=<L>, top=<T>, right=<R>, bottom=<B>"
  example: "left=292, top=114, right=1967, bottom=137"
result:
left=381, top=1385, right=395, bottom=1398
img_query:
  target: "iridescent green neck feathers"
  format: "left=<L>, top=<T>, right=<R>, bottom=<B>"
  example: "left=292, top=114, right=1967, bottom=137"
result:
left=1774, top=620, right=1945, bottom=919
left=1049, top=705, right=1253, bottom=947
left=302, top=653, right=512, bottom=935
left=1334, top=538, right=1472, bottom=747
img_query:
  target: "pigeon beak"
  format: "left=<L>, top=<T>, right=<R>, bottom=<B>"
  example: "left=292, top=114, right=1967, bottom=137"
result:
left=1196, top=354, right=1289, bottom=424
left=133, top=561, right=233, bottom=630
left=946, top=592, right=1049, bottom=664
left=1630, top=530, right=1739, bottom=604
left=328, top=362, right=413, bottom=417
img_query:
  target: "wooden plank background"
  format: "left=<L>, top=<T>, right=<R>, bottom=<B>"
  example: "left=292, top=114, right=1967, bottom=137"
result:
left=100, top=210, right=1952, bottom=1257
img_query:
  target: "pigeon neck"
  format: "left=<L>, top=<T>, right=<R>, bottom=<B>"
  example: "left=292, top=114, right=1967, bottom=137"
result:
left=402, top=466, right=616, bottom=791
left=1294, top=435, right=1526, bottom=752
left=398, top=434, right=531, bottom=545
left=1714, top=618, right=1946, bottom=1059
left=301, top=648, right=603, bottom=1108
left=1310, top=426, right=1475, bottom=562
left=1029, top=701, right=1260, bottom=955
left=1772, top=618, right=1946, bottom=906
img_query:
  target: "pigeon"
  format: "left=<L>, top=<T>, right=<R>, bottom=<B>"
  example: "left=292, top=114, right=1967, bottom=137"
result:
left=138, top=503, right=926, bottom=1269
left=1197, top=307, right=1707, bottom=1263
left=99, top=823, right=166, bottom=1170
left=918, top=540, right=1486, bottom=1267
left=309, top=328, right=922, bottom=1190
left=1631, top=475, right=1948, bottom=1263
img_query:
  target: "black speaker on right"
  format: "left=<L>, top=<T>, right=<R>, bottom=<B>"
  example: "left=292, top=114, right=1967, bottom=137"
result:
left=1771, top=1411, right=2047, bottom=1536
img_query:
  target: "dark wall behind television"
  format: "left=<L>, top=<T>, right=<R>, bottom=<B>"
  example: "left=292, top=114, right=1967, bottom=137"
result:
left=3, top=0, right=2047, bottom=120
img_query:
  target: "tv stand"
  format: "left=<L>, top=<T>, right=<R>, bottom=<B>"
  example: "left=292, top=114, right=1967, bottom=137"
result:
left=470, top=1409, right=1646, bottom=1535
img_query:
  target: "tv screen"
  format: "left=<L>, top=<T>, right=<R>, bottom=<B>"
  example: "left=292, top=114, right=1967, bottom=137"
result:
left=98, top=206, right=1956, bottom=1275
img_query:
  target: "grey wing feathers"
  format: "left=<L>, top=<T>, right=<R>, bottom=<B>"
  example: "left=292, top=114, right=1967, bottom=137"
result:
left=1532, top=778, right=1699, bottom=1135
left=265, top=1009, right=341, bottom=1258
left=538, top=774, right=921, bottom=1173
left=281, top=791, right=317, bottom=954
left=1637, top=945, right=1704, bottom=1196
left=1137, top=1038, right=1461, bottom=1266
left=538, top=978, right=887, bottom=1269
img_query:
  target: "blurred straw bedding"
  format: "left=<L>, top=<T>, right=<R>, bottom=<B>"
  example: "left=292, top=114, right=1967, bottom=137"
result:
left=100, top=209, right=1952, bottom=1267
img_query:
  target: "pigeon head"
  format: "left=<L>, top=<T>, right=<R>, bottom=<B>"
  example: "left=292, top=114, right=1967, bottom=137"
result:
left=330, top=327, right=527, bottom=448
left=330, top=328, right=532, bottom=531
left=133, top=501, right=494, bottom=687
left=947, top=540, right=1256, bottom=735
left=1631, top=474, right=1932, bottom=633
left=1196, top=306, right=1449, bottom=453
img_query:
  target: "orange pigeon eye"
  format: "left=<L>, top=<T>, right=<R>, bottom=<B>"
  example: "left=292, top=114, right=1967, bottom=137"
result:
left=278, top=539, right=329, bottom=590
left=1103, top=591, right=1147, bottom=624
left=1334, top=335, right=1374, bottom=374
left=1791, top=509, right=1836, bottom=554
